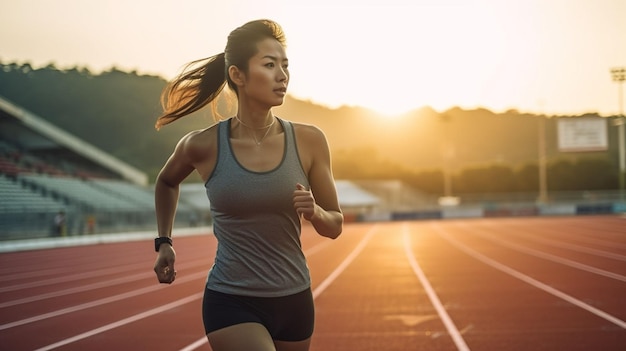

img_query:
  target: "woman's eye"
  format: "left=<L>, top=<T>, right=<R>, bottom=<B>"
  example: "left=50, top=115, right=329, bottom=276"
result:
left=265, top=62, right=275, bottom=68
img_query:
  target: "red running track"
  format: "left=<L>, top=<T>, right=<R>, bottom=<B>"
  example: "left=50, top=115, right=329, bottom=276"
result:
left=1, top=216, right=625, bottom=350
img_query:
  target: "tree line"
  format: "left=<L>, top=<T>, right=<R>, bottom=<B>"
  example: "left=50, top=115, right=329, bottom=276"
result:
left=0, top=61, right=620, bottom=195
left=332, top=147, right=617, bottom=195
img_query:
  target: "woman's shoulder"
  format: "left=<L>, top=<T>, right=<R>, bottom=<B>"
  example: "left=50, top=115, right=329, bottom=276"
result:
left=177, top=121, right=221, bottom=156
left=286, top=119, right=325, bottom=139
left=182, top=121, right=221, bottom=143
left=283, top=118, right=329, bottom=151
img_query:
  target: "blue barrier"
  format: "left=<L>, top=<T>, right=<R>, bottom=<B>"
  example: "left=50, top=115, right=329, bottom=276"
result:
left=576, top=203, right=613, bottom=215
left=612, top=202, right=626, bottom=213
left=391, top=211, right=442, bottom=221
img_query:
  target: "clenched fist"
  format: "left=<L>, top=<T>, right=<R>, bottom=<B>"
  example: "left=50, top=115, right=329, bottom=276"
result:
left=293, top=183, right=316, bottom=221
left=154, top=244, right=177, bottom=284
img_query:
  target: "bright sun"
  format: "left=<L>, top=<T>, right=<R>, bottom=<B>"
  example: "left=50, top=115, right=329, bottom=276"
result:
left=282, top=0, right=541, bottom=119
left=0, top=0, right=620, bottom=118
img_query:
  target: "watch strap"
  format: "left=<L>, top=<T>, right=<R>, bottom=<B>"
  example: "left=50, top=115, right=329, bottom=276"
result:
left=154, top=237, right=172, bottom=252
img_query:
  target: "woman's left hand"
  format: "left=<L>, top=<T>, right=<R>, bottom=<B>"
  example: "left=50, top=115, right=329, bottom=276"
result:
left=293, top=183, right=316, bottom=221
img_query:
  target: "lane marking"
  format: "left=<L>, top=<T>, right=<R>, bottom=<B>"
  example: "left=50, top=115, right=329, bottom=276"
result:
left=312, top=226, right=377, bottom=299
left=383, top=314, right=438, bottom=327
left=432, top=324, right=474, bottom=339
left=432, top=223, right=626, bottom=329
left=403, top=223, right=471, bottom=351
left=179, top=225, right=379, bottom=351
left=0, top=259, right=211, bottom=308
left=0, top=262, right=151, bottom=293
left=27, top=231, right=348, bottom=350
left=461, top=224, right=626, bottom=282
left=302, top=239, right=332, bottom=257
left=0, top=253, right=213, bottom=292
left=32, top=293, right=204, bottom=351
left=520, top=219, right=626, bottom=250
left=0, top=270, right=208, bottom=331
left=478, top=221, right=626, bottom=261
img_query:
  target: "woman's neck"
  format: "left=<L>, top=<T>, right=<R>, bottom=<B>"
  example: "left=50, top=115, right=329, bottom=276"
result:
left=235, top=107, right=274, bottom=129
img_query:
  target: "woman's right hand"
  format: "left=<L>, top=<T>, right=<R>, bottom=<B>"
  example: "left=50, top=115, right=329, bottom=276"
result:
left=154, top=244, right=177, bottom=284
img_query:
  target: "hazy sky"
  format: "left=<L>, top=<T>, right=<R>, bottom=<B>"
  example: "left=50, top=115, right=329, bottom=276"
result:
left=1, top=0, right=625, bottom=117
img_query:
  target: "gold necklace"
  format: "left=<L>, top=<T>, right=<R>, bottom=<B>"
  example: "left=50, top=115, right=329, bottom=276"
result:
left=235, top=115, right=276, bottom=146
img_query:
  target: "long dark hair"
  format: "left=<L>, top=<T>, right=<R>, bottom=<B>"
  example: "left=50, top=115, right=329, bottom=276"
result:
left=155, top=19, right=286, bottom=130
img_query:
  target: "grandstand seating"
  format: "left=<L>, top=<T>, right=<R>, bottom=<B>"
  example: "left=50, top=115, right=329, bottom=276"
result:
left=0, top=155, right=23, bottom=177
left=0, top=152, right=201, bottom=238
left=0, top=138, right=178, bottom=214
left=91, top=178, right=192, bottom=212
left=0, top=174, right=64, bottom=213
left=91, top=179, right=155, bottom=208
left=0, top=98, right=206, bottom=238
left=19, top=174, right=154, bottom=212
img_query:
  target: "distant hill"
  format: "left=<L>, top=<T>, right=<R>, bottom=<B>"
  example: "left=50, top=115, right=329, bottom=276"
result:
left=276, top=96, right=616, bottom=174
left=0, top=62, right=620, bottom=192
left=0, top=62, right=211, bottom=180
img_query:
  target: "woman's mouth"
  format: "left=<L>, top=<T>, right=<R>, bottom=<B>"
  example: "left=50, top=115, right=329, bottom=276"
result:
left=274, top=87, right=287, bottom=96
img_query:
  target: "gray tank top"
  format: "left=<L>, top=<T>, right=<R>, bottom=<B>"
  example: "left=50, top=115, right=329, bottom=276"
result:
left=204, top=117, right=311, bottom=297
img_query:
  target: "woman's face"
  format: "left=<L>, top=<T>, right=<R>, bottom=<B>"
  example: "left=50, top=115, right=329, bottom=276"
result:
left=239, top=38, right=289, bottom=108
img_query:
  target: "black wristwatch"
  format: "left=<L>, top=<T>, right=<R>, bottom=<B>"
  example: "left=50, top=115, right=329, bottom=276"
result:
left=154, top=237, right=173, bottom=252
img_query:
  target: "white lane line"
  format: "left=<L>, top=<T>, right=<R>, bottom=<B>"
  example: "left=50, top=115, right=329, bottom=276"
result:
left=0, top=259, right=211, bottom=308
left=478, top=222, right=626, bottom=261
left=432, top=223, right=626, bottom=330
left=403, top=223, right=471, bottom=351
left=0, top=270, right=208, bottom=331
left=312, top=226, right=377, bottom=299
left=0, top=262, right=150, bottom=293
left=28, top=230, right=359, bottom=350
left=32, top=292, right=204, bottom=351
left=303, top=239, right=333, bottom=257
left=462, top=225, right=626, bottom=282
left=0, top=272, right=155, bottom=308
left=179, top=225, right=379, bottom=351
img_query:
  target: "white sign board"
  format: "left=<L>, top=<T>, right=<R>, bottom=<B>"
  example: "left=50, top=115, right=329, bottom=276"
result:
left=557, top=117, right=608, bottom=152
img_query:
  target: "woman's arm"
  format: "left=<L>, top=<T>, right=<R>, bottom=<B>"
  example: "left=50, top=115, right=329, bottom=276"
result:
left=154, top=132, right=199, bottom=284
left=293, top=125, right=343, bottom=239
left=155, top=134, right=197, bottom=238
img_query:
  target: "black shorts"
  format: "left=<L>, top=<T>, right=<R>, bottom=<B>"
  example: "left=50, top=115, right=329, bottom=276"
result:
left=202, top=287, right=315, bottom=341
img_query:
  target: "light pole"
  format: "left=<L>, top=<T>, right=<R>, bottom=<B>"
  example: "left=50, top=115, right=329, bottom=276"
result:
left=611, top=67, right=625, bottom=198
left=438, top=114, right=459, bottom=207
left=439, top=114, right=453, bottom=197
left=537, top=115, right=548, bottom=204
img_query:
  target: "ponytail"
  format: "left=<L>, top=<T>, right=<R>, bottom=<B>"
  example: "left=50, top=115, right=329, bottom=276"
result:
left=156, top=19, right=286, bottom=130
left=155, top=52, right=226, bottom=130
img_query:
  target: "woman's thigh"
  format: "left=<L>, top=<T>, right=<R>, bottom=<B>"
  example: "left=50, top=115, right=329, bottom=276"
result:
left=274, top=338, right=311, bottom=351
left=203, top=288, right=314, bottom=341
left=207, top=322, right=275, bottom=351
left=202, top=288, right=313, bottom=350
left=207, top=323, right=311, bottom=351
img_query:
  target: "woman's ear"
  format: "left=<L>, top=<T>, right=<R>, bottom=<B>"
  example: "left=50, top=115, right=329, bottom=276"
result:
left=228, top=65, right=245, bottom=87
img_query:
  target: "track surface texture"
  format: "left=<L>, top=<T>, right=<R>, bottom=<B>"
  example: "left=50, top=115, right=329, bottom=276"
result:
left=1, top=215, right=625, bottom=350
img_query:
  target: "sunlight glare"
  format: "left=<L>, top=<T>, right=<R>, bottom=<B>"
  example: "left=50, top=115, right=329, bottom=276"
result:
left=1, top=0, right=624, bottom=116
left=282, top=0, right=528, bottom=118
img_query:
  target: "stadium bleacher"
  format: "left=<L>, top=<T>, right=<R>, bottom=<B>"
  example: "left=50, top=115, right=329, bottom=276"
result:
left=0, top=174, right=64, bottom=213
left=20, top=174, right=151, bottom=211
left=0, top=96, right=202, bottom=239
left=0, top=149, right=201, bottom=239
